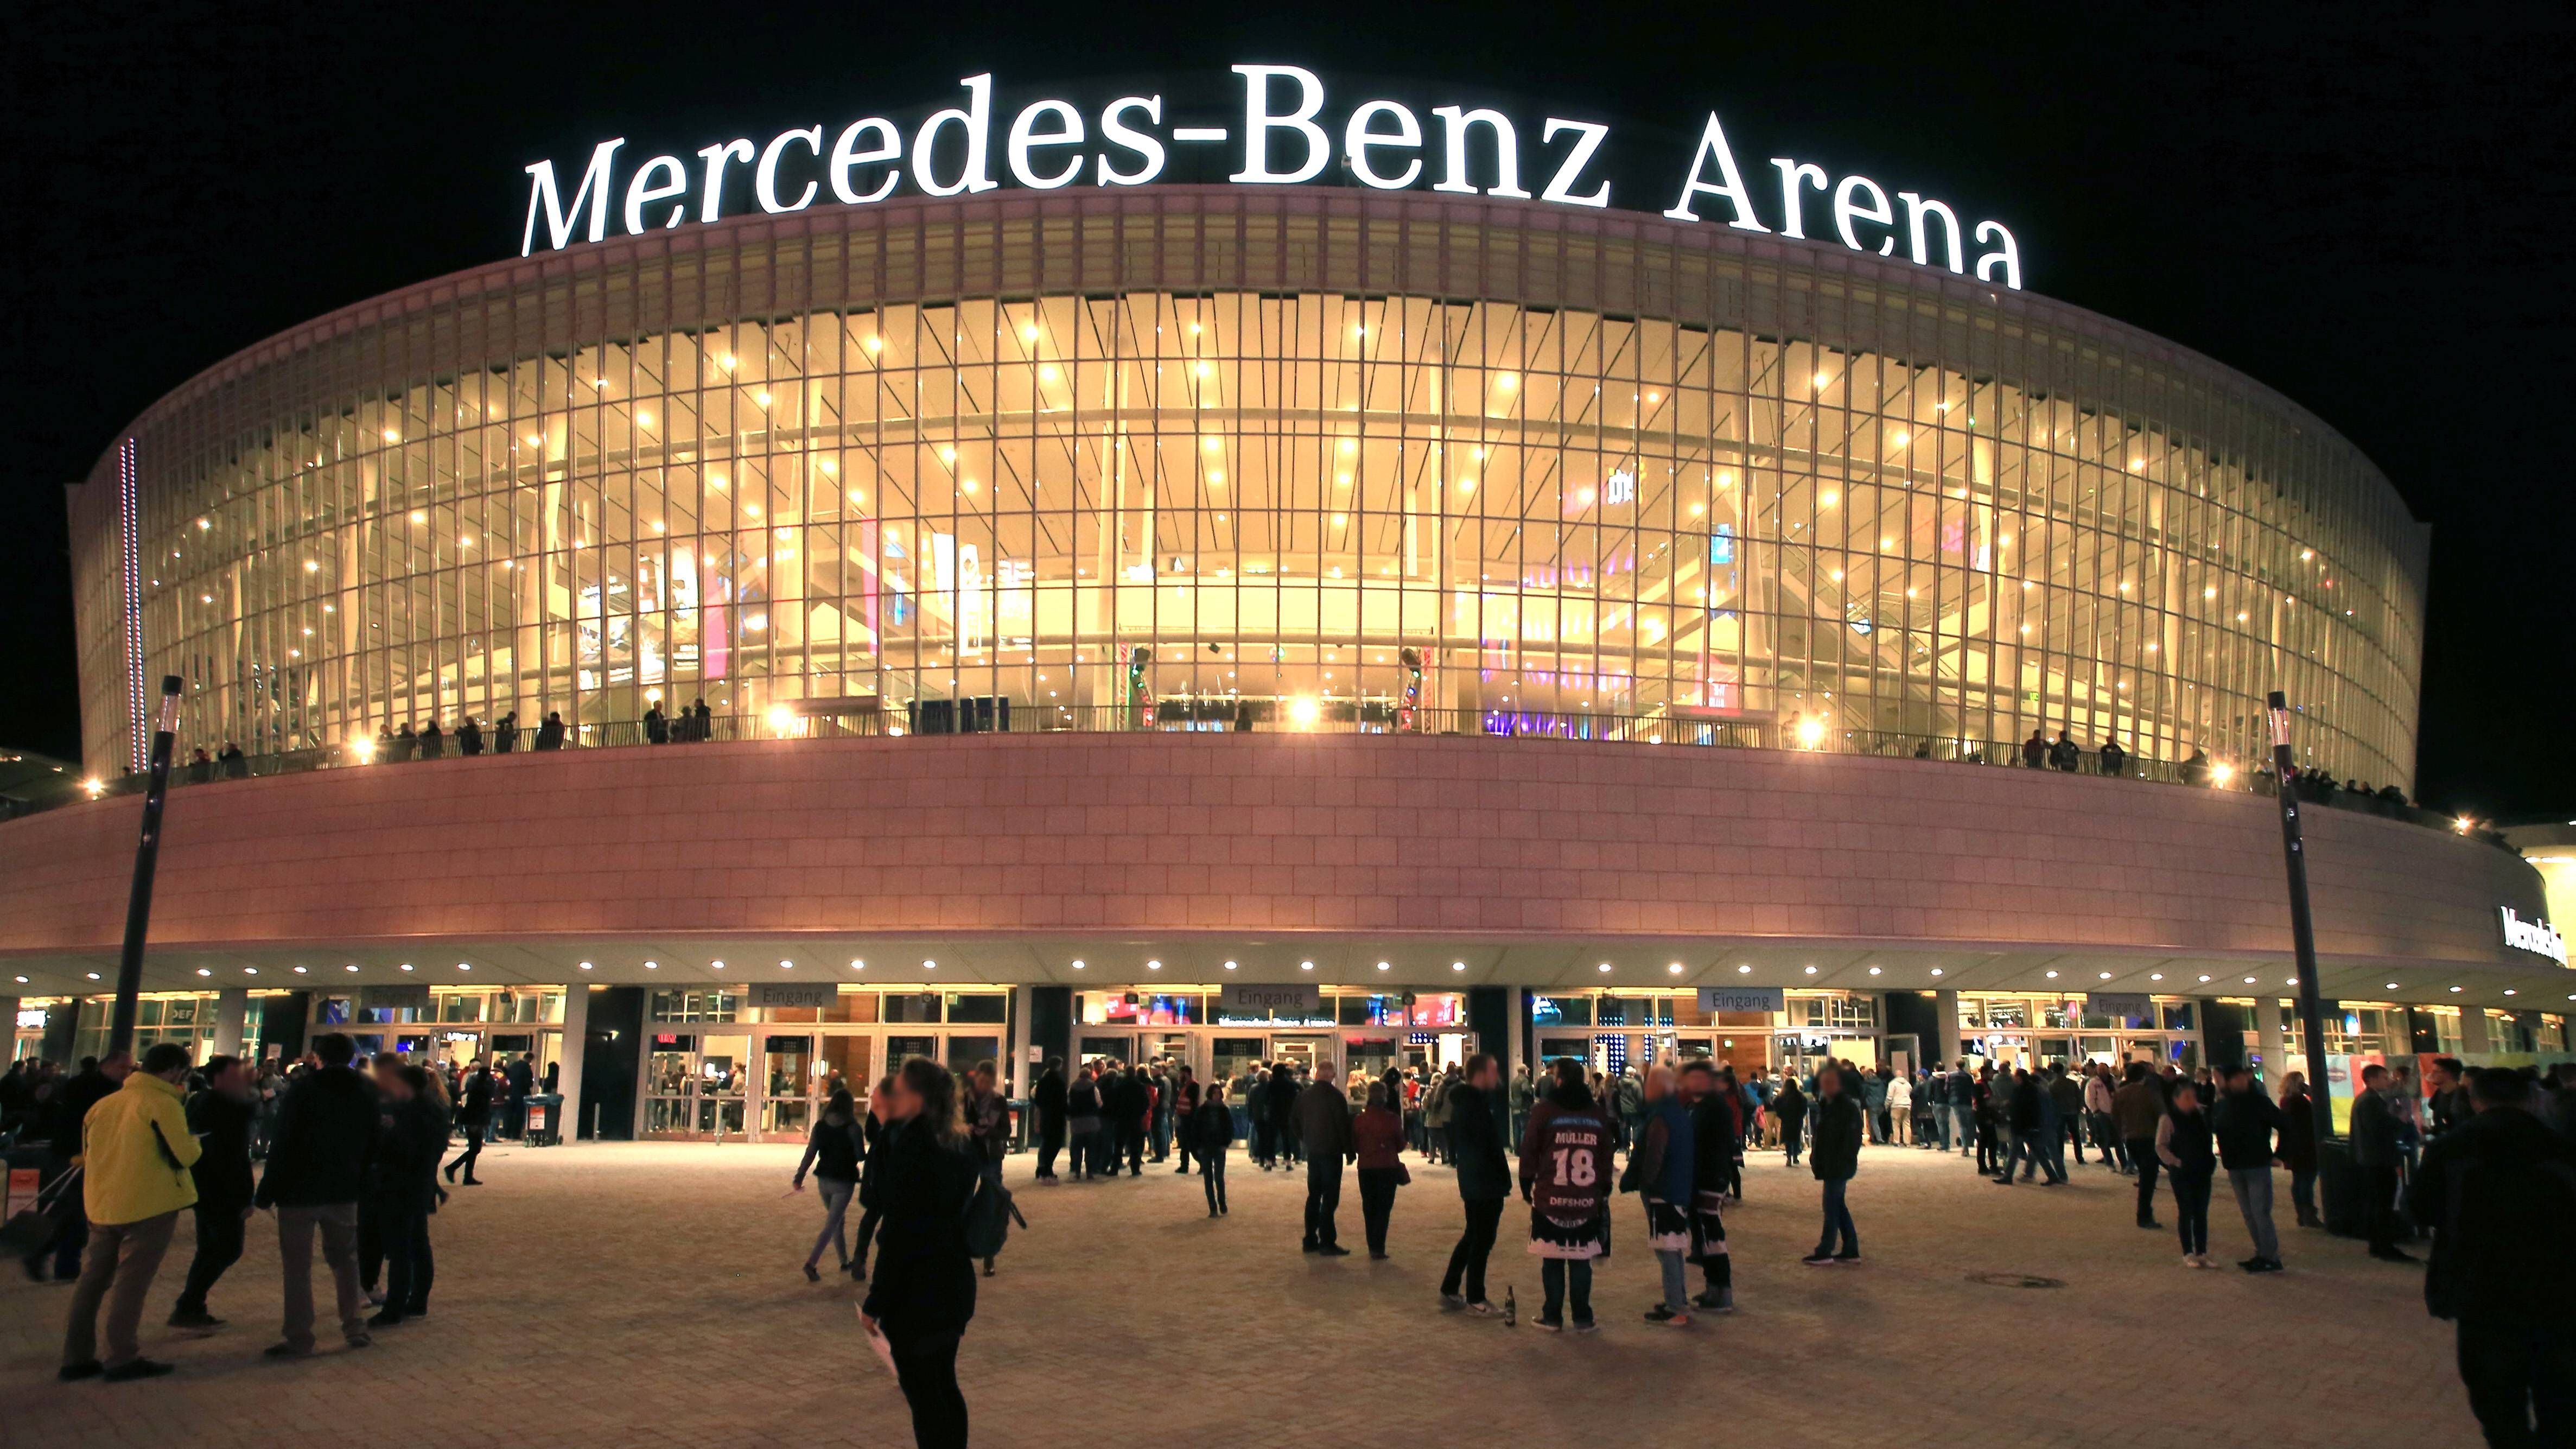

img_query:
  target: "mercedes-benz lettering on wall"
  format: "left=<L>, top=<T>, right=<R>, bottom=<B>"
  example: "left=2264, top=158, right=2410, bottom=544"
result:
left=72, top=74, right=2421, bottom=793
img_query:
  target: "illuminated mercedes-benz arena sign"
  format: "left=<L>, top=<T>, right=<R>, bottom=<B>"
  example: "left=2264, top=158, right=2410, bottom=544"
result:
left=8, top=67, right=2554, bottom=1137
left=521, top=68, right=2026, bottom=289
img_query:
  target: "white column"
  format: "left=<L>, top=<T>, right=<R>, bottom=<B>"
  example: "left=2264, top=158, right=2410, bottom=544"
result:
left=212, top=987, right=249, bottom=1058
left=1, top=996, right=18, bottom=1063
left=1933, top=989, right=1961, bottom=1070
left=2256, top=997, right=2286, bottom=1086
left=2460, top=1006, right=2491, bottom=1056
left=556, top=983, right=591, bottom=1141
left=1008, top=986, right=1035, bottom=1097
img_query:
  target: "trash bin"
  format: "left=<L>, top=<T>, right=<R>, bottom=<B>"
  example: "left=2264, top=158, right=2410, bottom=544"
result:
left=521, top=1092, right=566, bottom=1147
left=2317, top=1136, right=2363, bottom=1238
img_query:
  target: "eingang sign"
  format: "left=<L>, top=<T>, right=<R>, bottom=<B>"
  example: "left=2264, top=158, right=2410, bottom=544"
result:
left=521, top=66, right=2022, bottom=289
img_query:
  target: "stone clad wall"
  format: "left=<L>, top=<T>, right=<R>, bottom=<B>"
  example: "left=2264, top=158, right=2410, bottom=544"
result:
left=0, top=736, right=2537, bottom=971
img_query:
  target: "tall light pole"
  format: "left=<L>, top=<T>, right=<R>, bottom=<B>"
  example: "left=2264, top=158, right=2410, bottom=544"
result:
left=2266, top=689, right=2336, bottom=1147
left=106, top=675, right=183, bottom=1059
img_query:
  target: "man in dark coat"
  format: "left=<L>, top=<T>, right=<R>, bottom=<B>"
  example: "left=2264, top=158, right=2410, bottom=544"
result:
left=25, top=1054, right=126, bottom=1282
left=443, top=1057, right=492, bottom=1185
left=1293, top=1063, right=1356, bottom=1254
left=1682, top=1059, right=1741, bottom=1310
left=2350, top=1063, right=2409, bottom=1261
left=2408, top=1067, right=2576, bottom=1448
left=503, top=1054, right=535, bottom=1139
left=1263, top=1062, right=1301, bottom=1169
left=1031, top=1059, right=1067, bottom=1184
left=169, top=1056, right=257, bottom=1327
left=1439, top=1054, right=1511, bottom=1311
left=254, top=1033, right=378, bottom=1356
left=1802, top=1067, right=1863, bottom=1264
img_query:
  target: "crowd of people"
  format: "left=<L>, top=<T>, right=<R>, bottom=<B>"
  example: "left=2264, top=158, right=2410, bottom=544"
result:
left=18, top=1035, right=2572, bottom=1446
left=2, top=1038, right=554, bottom=1383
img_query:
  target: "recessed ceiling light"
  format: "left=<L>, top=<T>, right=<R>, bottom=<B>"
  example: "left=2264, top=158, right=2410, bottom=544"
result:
left=1738, top=964, right=1753, bottom=974
left=196, top=968, right=212, bottom=977
left=1380, top=961, right=1394, bottom=972
left=849, top=958, right=866, bottom=970
left=2098, top=971, right=2113, bottom=980
left=2387, top=982, right=2400, bottom=990
left=86, top=973, right=101, bottom=980
left=292, top=966, right=308, bottom=974
left=2150, top=973, right=2163, bottom=981
left=1224, top=960, right=1238, bottom=971
left=1931, top=967, right=1944, bottom=976
left=2197, top=975, right=2211, bottom=982
left=1452, top=961, right=1467, bottom=973
left=400, top=964, right=414, bottom=972
left=344, top=964, right=359, bottom=973
left=245, top=967, right=258, bottom=975
left=2243, top=976, right=2256, bottom=984
left=579, top=962, right=594, bottom=971
left=1148, top=959, right=1162, bottom=971
left=2046, top=970, right=2059, bottom=979
left=2450, top=986, right=2463, bottom=993
left=456, top=963, right=471, bottom=971
left=710, top=959, right=726, bottom=971
left=1803, top=965, right=1818, bottom=975
left=1597, top=962, right=1612, bottom=974
left=924, top=959, right=937, bottom=970
left=2505, top=989, right=2518, bottom=996
left=1068, top=959, right=1083, bottom=970
left=11, top=975, right=26, bottom=984
left=1867, top=965, right=1882, bottom=976
left=1300, top=961, right=1314, bottom=971
left=1669, top=963, right=1685, bottom=975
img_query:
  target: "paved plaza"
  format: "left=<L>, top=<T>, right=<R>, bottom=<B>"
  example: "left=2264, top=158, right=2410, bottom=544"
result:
left=7, top=1137, right=2463, bottom=1445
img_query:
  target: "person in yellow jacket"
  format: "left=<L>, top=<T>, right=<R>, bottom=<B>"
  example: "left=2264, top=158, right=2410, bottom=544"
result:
left=60, top=1041, right=200, bottom=1383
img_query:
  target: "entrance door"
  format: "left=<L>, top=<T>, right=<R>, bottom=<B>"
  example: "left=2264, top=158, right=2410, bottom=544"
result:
left=818, top=1033, right=876, bottom=1101
left=1535, top=1033, right=1592, bottom=1073
left=762, top=1034, right=817, bottom=1139
left=641, top=1031, right=752, bottom=1140
left=644, top=1033, right=698, bottom=1138
left=1344, top=1034, right=1400, bottom=1094
left=885, top=1034, right=943, bottom=1071
left=943, top=1034, right=1003, bottom=1078
left=1268, top=1035, right=1333, bottom=1078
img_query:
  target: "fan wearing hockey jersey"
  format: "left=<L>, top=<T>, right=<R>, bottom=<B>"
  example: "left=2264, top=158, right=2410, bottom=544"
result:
left=1518, top=1057, right=1614, bottom=1332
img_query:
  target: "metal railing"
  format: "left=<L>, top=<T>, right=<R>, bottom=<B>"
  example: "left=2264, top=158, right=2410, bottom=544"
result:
left=14, top=701, right=2501, bottom=849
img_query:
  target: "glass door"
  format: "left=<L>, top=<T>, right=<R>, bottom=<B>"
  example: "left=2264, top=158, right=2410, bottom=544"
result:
left=695, top=1033, right=750, bottom=1139
left=644, top=1032, right=700, bottom=1138
left=819, top=1033, right=876, bottom=1100
left=886, top=1034, right=943, bottom=1071
left=1268, top=1034, right=1333, bottom=1078
left=762, top=1034, right=817, bottom=1139
left=943, top=1034, right=1002, bottom=1078
left=1535, top=1033, right=1593, bottom=1075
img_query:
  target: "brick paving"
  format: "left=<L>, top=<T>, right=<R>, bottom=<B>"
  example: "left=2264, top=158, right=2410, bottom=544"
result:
left=5, top=1137, right=2461, bottom=1445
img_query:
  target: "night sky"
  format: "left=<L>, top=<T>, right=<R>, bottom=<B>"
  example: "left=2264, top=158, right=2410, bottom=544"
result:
left=9, top=4, right=2571, bottom=817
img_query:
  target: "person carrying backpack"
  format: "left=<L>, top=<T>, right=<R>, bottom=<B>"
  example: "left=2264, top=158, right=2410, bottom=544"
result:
left=2409, top=1067, right=2576, bottom=1447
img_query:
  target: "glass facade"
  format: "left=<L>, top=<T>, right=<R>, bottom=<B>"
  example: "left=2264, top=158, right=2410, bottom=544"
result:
left=77, top=192, right=2424, bottom=789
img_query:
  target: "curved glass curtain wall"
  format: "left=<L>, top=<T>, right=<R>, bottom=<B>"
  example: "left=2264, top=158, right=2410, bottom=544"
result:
left=113, top=290, right=2418, bottom=786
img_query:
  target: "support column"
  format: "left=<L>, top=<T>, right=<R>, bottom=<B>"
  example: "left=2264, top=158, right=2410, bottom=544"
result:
left=556, top=983, right=590, bottom=1142
left=2460, top=1005, right=2491, bottom=1056
left=1933, top=989, right=1961, bottom=1069
left=212, top=987, right=249, bottom=1058
left=2255, top=996, right=2286, bottom=1086
left=1008, top=986, right=1035, bottom=1095
left=0, top=996, right=18, bottom=1063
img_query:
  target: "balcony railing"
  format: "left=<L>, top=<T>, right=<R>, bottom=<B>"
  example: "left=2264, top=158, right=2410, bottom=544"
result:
left=8, top=702, right=2501, bottom=849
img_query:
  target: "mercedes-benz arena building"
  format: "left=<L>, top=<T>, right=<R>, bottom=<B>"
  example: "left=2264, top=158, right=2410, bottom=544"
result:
left=2, top=181, right=2560, bottom=1141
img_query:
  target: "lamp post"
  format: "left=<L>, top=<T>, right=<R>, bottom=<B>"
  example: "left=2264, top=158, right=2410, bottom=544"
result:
left=106, top=675, right=183, bottom=1059
left=2265, top=689, right=2335, bottom=1149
